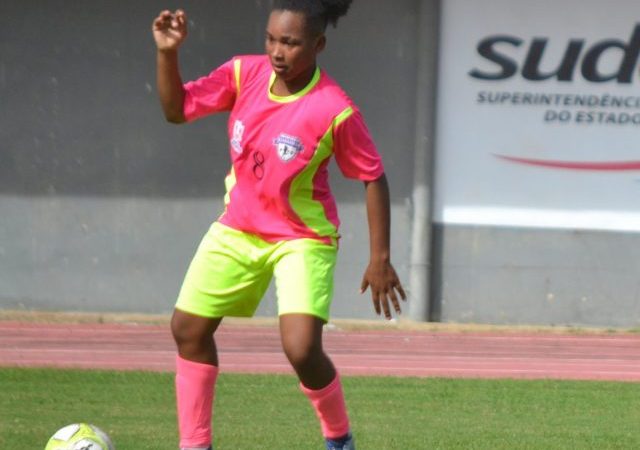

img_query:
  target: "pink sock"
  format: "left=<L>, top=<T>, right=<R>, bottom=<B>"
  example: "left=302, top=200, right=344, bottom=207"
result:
left=300, top=374, right=350, bottom=439
left=175, top=355, right=218, bottom=448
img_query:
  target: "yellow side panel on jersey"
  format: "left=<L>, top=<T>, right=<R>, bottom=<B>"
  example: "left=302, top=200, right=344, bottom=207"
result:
left=234, top=58, right=242, bottom=95
left=289, top=106, right=354, bottom=244
left=223, top=167, right=236, bottom=208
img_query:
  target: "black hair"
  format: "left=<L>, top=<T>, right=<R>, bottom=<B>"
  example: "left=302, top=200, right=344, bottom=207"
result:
left=271, top=0, right=353, bottom=33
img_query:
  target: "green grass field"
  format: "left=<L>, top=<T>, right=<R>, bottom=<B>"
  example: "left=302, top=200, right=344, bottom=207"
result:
left=1, top=368, right=638, bottom=449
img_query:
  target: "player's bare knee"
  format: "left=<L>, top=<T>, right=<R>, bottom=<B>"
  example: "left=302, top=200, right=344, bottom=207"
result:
left=282, top=339, right=324, bottom=371
left=170, top=313, right=188, bottom=344
left=171, top=313, right=203, bottom=346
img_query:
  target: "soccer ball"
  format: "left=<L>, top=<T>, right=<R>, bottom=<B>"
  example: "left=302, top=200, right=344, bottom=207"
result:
left=45, top=423, right=115, bottom=450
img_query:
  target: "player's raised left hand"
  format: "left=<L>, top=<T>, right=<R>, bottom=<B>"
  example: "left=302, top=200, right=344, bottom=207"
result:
left=152, top=9, right=188, bottom=52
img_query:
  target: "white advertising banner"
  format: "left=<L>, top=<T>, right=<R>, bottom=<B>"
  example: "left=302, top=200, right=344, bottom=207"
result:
left=435, top=0, right=640, bottom=231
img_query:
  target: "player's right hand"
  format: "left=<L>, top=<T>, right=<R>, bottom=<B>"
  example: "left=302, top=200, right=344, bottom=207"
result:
left=152, top=9, right=188, bottom=51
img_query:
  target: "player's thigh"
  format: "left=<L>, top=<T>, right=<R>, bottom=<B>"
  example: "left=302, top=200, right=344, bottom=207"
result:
left=273, top=239, right=337, bottom=322
left=176, top=223, right=272, bottom=318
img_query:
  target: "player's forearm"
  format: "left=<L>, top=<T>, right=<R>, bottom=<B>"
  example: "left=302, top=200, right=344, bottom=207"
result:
left=364, top=173, right=391, bottom=263
left=156, top=49, right=186, bottom=123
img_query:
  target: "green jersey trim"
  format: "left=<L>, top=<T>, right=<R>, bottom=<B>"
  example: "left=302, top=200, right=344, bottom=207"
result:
left=267, top=67, right=321, bottom=103
left=234, top=59, right=242, bottom=96
left=223, top=167, right=236, bottom=210
left=288, top=106, right=355, bottom=244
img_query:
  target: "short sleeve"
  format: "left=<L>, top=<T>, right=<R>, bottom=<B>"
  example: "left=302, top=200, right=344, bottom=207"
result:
left=182, top=58, right=237, bottom=122
left=333, top=110, right=385, bottom=181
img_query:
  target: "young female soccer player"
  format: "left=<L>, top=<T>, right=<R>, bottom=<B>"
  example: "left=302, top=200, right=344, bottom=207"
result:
left=152, top=1, right=405, bottom=449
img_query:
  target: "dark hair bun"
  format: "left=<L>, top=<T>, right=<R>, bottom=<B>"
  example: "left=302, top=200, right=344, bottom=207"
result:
left=271, top=0, right=353, bottom=30
left=321, top=0, right=353, bottom=27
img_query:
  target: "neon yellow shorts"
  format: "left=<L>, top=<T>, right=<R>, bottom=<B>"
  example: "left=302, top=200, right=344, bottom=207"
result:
left=175, top=222, right=338, bottom=321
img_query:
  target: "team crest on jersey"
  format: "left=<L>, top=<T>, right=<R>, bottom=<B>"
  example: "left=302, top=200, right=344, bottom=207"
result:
left=230, top=119, right=244, bottom=154
left=274, top=133, right=304, bottom=162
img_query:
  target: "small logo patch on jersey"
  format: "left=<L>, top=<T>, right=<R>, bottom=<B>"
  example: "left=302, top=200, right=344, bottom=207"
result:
left=230, top=120, right=245, bottom=154
left=274, top=134, right=304, bottom=162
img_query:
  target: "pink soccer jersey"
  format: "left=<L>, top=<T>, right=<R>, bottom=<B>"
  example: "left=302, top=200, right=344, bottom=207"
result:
left=183, top=55, right=384, bottom=245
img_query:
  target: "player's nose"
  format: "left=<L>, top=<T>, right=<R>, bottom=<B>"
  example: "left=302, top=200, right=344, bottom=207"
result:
left=270, top=43, right=285, bottom=60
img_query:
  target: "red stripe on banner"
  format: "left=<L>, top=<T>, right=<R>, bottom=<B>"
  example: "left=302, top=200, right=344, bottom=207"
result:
left=494, top=154, right=640, bottom=171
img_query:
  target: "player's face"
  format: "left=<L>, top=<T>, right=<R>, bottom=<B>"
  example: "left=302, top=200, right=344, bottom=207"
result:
left=265, top=10, right=325, bottom=86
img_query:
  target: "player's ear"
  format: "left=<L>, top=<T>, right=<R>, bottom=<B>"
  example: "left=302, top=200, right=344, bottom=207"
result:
left=315, top=34, right=326, bottom=54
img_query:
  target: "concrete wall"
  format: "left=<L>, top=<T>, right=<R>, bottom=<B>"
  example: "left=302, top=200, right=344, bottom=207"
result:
left=0, top=0, right=419, bottom=319
left=431, top=225, right=640, bottom=328
left=3, top=0, right=638, bottom=328
left=0, top=196, right=409, bottom=319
